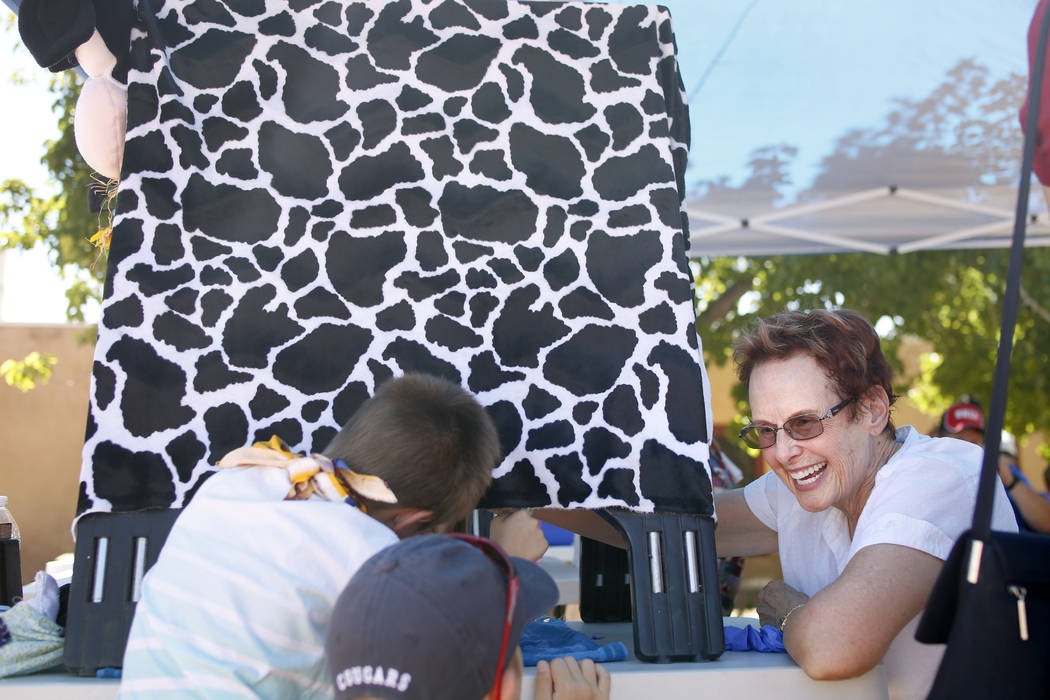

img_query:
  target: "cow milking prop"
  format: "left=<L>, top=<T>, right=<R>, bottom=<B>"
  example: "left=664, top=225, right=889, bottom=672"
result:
left=19, top=0, right=723, bottom=672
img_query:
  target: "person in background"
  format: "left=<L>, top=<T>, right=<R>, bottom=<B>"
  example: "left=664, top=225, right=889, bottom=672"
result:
left=714, top=309, right=1017, bottom=700
left=326, top=534, right=610, bottom=700
left=998, top=430, right=1050, bottom=534
left=490, top=509, right=550, bottom=563
left=933, top=397, right=985, bottom=445
left=709, top=441, right=747, bottom=614
left=937, top=397, right=1050, bottom=534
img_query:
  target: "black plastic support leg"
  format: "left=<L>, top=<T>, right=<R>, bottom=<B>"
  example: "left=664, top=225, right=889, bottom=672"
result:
left=579, top=536, right=632, bottom=622
left=602, top=509, right=724, bottom=663
left=64, top=509, right=182, bottom=675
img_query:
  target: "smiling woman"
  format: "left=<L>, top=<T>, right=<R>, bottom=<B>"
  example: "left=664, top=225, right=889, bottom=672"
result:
left=713, top=309, right=1019, bottom=700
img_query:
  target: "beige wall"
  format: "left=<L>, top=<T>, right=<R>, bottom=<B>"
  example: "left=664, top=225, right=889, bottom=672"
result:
left=0, top=323, right=94, bottom=579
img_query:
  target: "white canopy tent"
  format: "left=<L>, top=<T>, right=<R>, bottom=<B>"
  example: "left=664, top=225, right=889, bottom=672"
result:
left=650, top=0, right=1050, bottom=256
left=688, top=185, right=1050, bottom=256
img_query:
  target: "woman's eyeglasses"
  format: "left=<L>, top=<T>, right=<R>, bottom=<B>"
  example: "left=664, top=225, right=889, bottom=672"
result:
left=446, top=533, right=519, bottom=700
left=739, top=396, right=856, bottom=449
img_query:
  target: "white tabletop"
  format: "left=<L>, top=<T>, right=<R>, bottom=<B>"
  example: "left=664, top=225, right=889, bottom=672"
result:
left=0, top=619, right=887, bottom=700
left=520, top=619, right=889, bottom=700
left=0, top=670, right=120, bottom=700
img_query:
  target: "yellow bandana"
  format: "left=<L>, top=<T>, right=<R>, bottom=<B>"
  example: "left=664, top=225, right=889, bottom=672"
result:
left=217, top=435, right=398, bottom=510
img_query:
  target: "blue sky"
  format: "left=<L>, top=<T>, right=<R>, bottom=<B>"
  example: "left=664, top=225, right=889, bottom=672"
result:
left=0, top=1, right=1040, bottom=322
left=659, top=0, right=1036, bottom=192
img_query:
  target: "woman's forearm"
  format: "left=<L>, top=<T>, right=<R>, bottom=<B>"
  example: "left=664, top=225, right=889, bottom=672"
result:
left=781, top=544, right=943, bottom=681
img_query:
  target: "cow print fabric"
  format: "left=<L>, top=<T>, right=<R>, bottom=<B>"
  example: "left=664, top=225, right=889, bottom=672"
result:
left=78, top=0, right=714, bottom=519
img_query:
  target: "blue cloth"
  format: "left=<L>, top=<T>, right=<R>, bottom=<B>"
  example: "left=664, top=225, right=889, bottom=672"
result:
left=520, top=618, right=630, bottom=666
left=539, top=521, right=574, bottom=546
left=723, top=624, right=787, bottom=653
left=0, top=600, right=64, bottom=677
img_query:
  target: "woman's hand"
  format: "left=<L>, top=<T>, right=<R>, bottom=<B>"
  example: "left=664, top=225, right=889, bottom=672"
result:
left=489, top=510, right=549, bottom=561
left=757, top=579, right=809, bottom=629
left=534, top=657, right=611, bottom=700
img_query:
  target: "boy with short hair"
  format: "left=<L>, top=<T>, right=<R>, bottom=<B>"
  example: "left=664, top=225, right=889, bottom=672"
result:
left=119, top=373, right=501, bottom=698
left=326, top=534, right=611, bottom=700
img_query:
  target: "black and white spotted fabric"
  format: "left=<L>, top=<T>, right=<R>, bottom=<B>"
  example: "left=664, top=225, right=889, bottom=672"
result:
left=77, top=0, right=714, bottom=519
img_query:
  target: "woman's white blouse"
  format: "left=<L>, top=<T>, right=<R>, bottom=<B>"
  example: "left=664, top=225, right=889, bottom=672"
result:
left=742, top=425, right=1018, bottom=700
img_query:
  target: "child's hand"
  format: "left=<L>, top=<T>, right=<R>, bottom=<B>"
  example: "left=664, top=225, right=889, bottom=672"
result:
left=489, top=510, right=548, bottom=561
left=533, top=657, right=611, bottom=700
left=997, top=455, right=1016, bottom=486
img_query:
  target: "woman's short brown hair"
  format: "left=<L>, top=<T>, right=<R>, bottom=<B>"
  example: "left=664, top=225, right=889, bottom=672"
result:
left=732, top=309, right=897, bottom=430
left=323, top=373, right=499, bottom=528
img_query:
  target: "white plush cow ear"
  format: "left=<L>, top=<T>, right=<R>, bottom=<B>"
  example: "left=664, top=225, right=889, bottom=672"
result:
left=73, top=30, right=127, bottom=180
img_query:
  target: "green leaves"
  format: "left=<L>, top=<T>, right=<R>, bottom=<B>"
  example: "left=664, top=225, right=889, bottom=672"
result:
left=694, top=247, right=1050, bottom=446
left=2, top=66, right=103, bottom=392
left=1, top=351, right=56, bottom=391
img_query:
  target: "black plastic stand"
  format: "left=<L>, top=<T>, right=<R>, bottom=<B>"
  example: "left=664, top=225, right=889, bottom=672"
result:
left=64, top=509, right=182, bottom=675
left=0, top=537, right=22, bottom=606
left=602, top=510, right=724, bottom=662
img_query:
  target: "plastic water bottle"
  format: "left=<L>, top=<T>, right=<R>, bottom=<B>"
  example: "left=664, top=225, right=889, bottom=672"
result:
left=0, top=495, right=21, bottom=542
left=0, top=495, right=23, bottom=606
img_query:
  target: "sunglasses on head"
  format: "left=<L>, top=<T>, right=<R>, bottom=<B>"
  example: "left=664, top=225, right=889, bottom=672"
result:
left=739, top=396, right=856, bottom=449
left=446, top=533, right=520, bottom=700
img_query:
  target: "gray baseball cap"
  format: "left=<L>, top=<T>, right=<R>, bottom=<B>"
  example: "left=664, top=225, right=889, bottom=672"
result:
left=326, top=534, right=559, bottom=700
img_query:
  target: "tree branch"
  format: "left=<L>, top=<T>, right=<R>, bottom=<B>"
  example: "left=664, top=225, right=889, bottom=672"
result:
left=1020, top=284, right=1050, bottom=325
left=697, top=277, right=754, bottom=326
